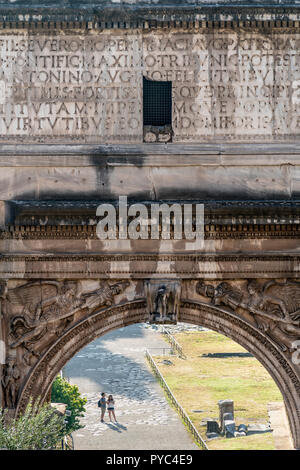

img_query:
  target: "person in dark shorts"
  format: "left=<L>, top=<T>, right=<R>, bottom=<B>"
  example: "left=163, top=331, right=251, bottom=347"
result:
left=99, top=392, right=106, bottom=422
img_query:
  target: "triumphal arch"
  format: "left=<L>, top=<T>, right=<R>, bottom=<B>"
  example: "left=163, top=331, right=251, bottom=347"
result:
left=0, top=0, right=300, bottom=449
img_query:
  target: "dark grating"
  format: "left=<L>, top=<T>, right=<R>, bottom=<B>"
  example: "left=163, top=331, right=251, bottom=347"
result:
left=143, top=77, right=172, bottom=126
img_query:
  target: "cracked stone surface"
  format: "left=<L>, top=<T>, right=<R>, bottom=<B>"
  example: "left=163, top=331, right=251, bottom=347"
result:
left=63, top=323, right=198, bottom=450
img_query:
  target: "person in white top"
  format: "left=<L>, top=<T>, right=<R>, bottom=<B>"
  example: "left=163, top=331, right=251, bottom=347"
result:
left=107, top=394, right=117, bottom=422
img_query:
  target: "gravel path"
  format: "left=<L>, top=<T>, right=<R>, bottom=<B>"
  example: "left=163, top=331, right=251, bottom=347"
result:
left=63, top=323, right=198, bottom=450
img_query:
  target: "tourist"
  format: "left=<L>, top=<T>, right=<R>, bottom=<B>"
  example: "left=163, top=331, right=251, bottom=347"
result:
left=98, top=392, right=106, bottom=422
left=107, top=394, right=117, bottom=422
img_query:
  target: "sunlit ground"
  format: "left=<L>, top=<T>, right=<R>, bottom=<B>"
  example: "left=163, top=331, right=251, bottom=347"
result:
left=155, top=330, right=283, bottom=450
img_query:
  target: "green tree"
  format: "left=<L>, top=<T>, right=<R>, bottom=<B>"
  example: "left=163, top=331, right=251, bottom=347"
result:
left=51, top=376, right=87, bottom=434
left=0, top=400, right=65, bottom=450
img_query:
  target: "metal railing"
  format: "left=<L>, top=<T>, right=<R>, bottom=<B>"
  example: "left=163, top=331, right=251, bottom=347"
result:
left=147, top=347, right=175, bottom=356
left=145, top=349, right=208, bottom=450
left=161, top=327, right=186, bottom=359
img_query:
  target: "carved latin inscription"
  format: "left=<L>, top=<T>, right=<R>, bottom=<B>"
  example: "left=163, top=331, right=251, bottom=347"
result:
left=0, top=33, right=142, bottom=142
left=1, top=30, right=300, bottom=143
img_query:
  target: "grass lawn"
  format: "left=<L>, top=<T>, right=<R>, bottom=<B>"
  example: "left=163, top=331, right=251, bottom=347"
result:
left=154, top=329, right=283, bottom=450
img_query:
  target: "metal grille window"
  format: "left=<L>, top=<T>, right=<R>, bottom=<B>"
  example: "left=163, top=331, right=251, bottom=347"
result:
left=143, top=77, right=172, bottom=126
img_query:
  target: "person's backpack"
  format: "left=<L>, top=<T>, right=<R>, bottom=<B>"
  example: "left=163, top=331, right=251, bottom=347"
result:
left=97, top=399, right=101, bottom=408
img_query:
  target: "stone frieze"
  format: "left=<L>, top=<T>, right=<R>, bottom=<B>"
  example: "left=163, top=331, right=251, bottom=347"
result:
left=196, top=279, right=300, bottom=354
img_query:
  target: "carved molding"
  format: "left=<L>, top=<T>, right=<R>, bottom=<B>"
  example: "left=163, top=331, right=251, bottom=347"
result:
left=0, top=19, right=300, bottom=32
left=1, top=254, right=300, bottom=262
left=2, top=223, right=300, bottom=240
left=1, top=254, right=300, bottom=278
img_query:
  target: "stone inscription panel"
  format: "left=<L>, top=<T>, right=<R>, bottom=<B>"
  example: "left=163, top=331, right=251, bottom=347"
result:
left=143, top=31, right=300, bottom=143
left=0, top=29, right=300, bottom=143
left=0, top=31, right=143, bottom=143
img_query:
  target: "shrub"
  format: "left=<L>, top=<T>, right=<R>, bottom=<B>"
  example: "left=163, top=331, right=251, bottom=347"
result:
left=0, top=400, right=65, bottom=450
left=51, top=376, right=87, bottom=434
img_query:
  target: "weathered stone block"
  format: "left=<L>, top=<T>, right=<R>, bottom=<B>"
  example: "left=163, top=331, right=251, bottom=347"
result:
left=207, top=420, right=220, bottom=434
left=218, top=399, right=234, bottom=433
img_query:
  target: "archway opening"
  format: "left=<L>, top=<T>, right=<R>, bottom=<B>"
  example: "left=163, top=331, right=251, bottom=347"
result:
left=16, top=300, right=300, bottom=449
left=52, top=321, right=290, bottom=450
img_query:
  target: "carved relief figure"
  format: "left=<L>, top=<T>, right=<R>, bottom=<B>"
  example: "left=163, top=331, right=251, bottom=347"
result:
left=213, top=282, right=245, bottom=310
left=1, top=358, right=20, bottom=408
left=196, top=279, right=300, bottom=353
left=145, top=280, right=181, bottom=323
left=246, top=280, right=300, bottom=322
left=196, top=280, right=246, bottom=310
left=154, top=285, right=170, bottom=319
left=80, top=281, right=130, bottom=311
left=5, top=280, right=79, bottom=326
left=7, top=281, right=84, bottom=350
left=246, top=280, right=300, bottom=352
left=0, top=280, right=7, bottom=300
left=0, top=280, right=7, bottom=318
left=196, top=280, right=215, bottom=300
left=6, top=280, right=130, bottom=352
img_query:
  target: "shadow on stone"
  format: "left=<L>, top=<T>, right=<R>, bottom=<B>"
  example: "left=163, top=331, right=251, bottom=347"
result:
left=201, top=353, right=253, bottom=358
left=105, top=422, right=123, bottom=433
left=115, top=423, right=128, bottom=430
left=63, top=324, right=155, bottom=401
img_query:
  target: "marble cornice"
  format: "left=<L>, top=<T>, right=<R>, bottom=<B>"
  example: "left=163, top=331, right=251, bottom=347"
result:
left=1, top=222, right=300, bottom=240
left=1, top=6, right=300, bottom=29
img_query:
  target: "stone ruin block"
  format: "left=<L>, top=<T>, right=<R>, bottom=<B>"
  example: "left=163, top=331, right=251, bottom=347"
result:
left=206, top=419, right=220, bottom=434
left=218, top=399, right=234, bottom=434
left=218, top=399, right=239, bottom=437
left=223, top=412, right=236, bottom=438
